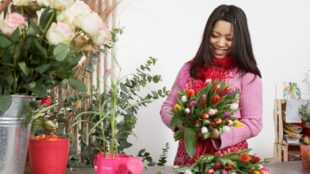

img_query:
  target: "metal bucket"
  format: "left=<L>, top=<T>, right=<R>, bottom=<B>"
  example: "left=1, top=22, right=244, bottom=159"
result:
left=0, top=95, right=35, bottom=174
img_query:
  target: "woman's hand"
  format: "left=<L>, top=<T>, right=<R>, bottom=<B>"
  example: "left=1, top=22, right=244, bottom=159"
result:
left=209, top=128, right=221, bottom=139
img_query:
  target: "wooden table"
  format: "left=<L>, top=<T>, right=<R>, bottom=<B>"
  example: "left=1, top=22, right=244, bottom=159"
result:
left=63, top=161, right=309, bottom=174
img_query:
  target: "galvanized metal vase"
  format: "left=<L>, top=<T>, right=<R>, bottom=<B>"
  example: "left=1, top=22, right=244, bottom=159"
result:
left=0, top=95, right=35, bottom=174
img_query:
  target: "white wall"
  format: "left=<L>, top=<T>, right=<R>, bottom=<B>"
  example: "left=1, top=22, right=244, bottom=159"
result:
left=116, top=0, right=310, bottom=164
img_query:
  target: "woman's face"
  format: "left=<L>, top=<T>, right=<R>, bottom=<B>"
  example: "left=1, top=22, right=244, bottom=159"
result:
left=209, top=20, right=233, bottom=59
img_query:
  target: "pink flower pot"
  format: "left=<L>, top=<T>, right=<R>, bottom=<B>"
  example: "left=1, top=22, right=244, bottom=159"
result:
left=94, top=153, right=144, bottom=174
left=300, top=144, right=310, bottom=170
left=29, top=137, right=70, bottom=174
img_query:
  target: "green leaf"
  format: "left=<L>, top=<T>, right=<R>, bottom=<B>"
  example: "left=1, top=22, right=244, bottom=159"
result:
left=68, top=79, right=86, bottom=92
left=0, top=95, right=12, bottom=113
left=34, top=39, right=48, bottom=58
left=184, top=127, right=196, bottom=157
left=305, top=122, right=310, bottom=128
left=170, top=116, right=183, bottom=126
left=0, top=36, right=11, bottom=48
left=10, top=29, right=20, bottom=42
left=18, top=62, right=30, bottom=76
left=31, top=83, right=48, bottom=98
left=53, top=43, right=69, bottom=61
left=39, top=7, right=53, bottom=29
left=35, top=64, right=50, bottom=74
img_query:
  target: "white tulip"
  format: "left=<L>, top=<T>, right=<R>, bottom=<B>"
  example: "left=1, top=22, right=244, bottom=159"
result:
left=46, top=22, right=75, bottom=45
left=201, top=127, right=208, bottom=134
left=181, top=95, right=187, bottom=103
left=49, top=0, right=75, bottom=11
left=184, top=169, right=192, bottom=174
left=230, top=103, right=239, bottom=111
left=222, top=126, right=231, bottom=133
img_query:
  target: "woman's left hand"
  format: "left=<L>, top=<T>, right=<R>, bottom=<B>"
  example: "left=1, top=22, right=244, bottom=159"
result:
left=209, top=128, right=221, bottom=139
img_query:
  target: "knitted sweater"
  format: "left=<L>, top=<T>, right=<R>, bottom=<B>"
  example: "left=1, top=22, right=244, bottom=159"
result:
left=160, top=63, right=263, bottom=149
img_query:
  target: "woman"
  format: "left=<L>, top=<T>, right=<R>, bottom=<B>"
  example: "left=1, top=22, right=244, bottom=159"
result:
left=160, top=4, right=262, bottom=165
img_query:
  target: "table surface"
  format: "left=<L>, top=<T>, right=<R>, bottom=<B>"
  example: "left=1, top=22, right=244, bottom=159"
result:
left=62, top=161, right=309, bottom=174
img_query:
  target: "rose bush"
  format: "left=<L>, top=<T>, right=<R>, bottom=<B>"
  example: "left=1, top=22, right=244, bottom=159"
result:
left=0, top=1, right=112, bottom=112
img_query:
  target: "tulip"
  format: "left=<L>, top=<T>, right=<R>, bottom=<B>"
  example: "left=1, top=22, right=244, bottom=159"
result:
left=185, top=108, right=191, bottom=114
left=230, top=103, right=239, bottom=110
left=181, top=95, right=187, bottom=102
left=201, top=127, right=208, bottom=134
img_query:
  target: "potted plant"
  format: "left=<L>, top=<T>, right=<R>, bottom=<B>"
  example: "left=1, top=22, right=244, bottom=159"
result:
left=29, top=97, right=70, bottom=174
left=299, top=103, right=310, bottom=138
left=72, top=57, right=168, bottom=174
left=0, top=1, right=111, bottom=173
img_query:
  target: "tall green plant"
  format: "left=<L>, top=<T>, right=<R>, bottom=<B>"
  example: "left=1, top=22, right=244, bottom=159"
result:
left=71, top=57, right=168, bottom=165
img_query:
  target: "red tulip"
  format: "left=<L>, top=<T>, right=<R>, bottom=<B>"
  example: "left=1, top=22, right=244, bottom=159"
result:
left=214, top=162, right=222, bottom=170
left=201, top=113, right=209, bottom=119
left=186, top=89, right=195, bottom=99
left=225, top=164, right=234, bottom=170
left=215, top=84, right=221, bottom=92
left=252, top=156, right=260, bottom=163
left=241, top=154, right=252, bottom=163
left=212, top=94, right=220, bottom=103
left=200, top=99, right=207, bottom=106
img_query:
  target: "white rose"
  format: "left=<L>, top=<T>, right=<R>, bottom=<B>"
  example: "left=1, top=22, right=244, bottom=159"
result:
left=36, top=0, right=49, bottom=7
left=230, top=103, right=239, bottom=111
left=201, top=127, right=208, bottom=134
left=57, top=1, right=92, bottom=26
left=12, top=0, right=32, bottom=6
left=92, top=27, right=111, bottom=45
left=75, top=12, right=104, bottom=37
left=46, top=22, right=75, bottom=45
left=49, top=0, right=75, bottom=11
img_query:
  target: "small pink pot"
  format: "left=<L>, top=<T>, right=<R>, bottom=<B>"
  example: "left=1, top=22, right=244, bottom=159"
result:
left=94, top=153, right=143, bottom=174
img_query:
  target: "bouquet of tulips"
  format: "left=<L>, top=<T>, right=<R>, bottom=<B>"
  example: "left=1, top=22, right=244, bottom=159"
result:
left=176, top=149, right=270, bottom=174
left=169, top=79, right=243, bottom=157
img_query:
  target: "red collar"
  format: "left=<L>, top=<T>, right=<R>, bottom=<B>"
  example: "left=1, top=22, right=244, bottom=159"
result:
left=212, top=56, right=234, bottom=69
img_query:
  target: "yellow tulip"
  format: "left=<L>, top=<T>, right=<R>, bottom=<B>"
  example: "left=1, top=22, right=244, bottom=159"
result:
left=233, top=120, right=244, bottom=127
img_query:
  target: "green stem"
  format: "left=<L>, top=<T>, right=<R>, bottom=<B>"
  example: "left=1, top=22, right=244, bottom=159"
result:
left=43, top=9, right=56, bottom=36
left=99, top=96, right=105, bottom=153
left=110, top=82, right=118, bottom=155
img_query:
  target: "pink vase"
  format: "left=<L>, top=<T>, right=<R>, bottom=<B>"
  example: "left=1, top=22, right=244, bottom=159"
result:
left=94, top=153, right=144, bottom=174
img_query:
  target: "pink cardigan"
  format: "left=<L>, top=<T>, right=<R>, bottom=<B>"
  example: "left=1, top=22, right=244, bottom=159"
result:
left=160, top=63, right=263, bottom=149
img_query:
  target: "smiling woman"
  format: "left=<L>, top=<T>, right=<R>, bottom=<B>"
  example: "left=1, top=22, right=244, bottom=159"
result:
left=160, top=4, right=263, bottom=166
left=209, top=20, right=233, bottom=59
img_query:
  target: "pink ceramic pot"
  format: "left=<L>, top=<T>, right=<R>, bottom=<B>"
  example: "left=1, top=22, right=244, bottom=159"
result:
left=94, top=153, right=143, bottom=174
